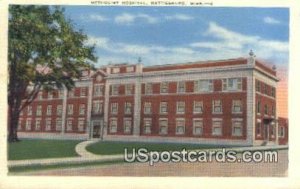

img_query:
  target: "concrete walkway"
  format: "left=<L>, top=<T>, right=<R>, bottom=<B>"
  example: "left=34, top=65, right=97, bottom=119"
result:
left=75, top=140, right=101, bottom=158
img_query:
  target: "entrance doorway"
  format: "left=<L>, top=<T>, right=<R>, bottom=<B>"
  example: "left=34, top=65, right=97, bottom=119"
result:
left=91, top=120, right=103, bottom=138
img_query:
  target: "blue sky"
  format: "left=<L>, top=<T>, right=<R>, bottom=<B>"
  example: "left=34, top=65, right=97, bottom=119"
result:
left=63, top=6, right=289, bottom=68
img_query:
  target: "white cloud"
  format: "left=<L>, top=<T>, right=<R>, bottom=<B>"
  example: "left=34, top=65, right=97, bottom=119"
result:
left=165, top=14, right=194, bottom=21
left=114, top=13, right=158, bottom=25
left=81, top=14, right=108, bottom=22
left=263, top=16, right=281, bottom=25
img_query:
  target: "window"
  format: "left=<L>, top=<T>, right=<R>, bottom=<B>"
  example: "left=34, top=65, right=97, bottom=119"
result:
left=46, top=105, right=52, bottom=116
left=78, top=119, right=85, bottom=131
left=125, top=84, right=133, bottom=95
left=68, top=89, right=74, bottom=97
left=160, top=82, right=168, bottom=93
left=124, top=118, right=132, bottom=134
left=67, top=119, right=73, bottom=131
left=232, top=100, right=242, bottom=113
left=35, top=119, right=41, bottom=131
left=256, top=81, right=261, bottom=92
left=195, top=80, right=213, bottom=92
left=111, top=85, right=119, bottom=96
left=222, top=78, right=242, bottom=91
left=27, top=106, right=32, bottom=115
left=48, top=91, right=53, bottom=99
left=25, top=119, right=31, bottom=130
left=176, top=101, right=185, bottom=114
left=279, top=127, right=285, bottom=137
left=177, top=81, right=185, bottom=93
left=232, top=120, right=243, bottom=136
left=193, top=119, right=203, bottom=136
left=94, top=85, right=103, bottom=96
left=80, top=87, right=86, bottom=97
left=271, top=87, right=275, bottom=97
left=144, top=102, right=152, bottom=114
left=212, top=120, right=222, bottom=136
left=145, top=83, right=153, bottom=94
left=57, top=105, right=62, bottom=115
left=159, top=119, right=168, bottom=135
left=96, top=75, right=102, bottom=82
left=92, top=101, right=102, bottom=114
left=270, top=123, right=275, bottom=137
left=264, top=84, right=268, bottom=95
left=143, top=118, right=152, bottom=134
left=58, top=90, right=64, bottom=98
left=46, top=119, right=51, bottom=131
left=56, top=118, right=62, bottom=131
left=109, top=118, right=117, bottom=133
left=176, top=119, right=185, bottom=135
left=79, top=104, right=86, bottom=115
left=36, top=105, right=42, bottom=116
left=271, top=105, right=275, bottom=116
left=126, top=66, right=134, bottom=72
left=111, top=103, right=118, bottom=114
left=193, top=101, right=203, bottom=114
left=112, top=67, right=120, bottom=74
left=256, top=121, right=261, bottom=136
left=213, top=100, right=222, bottom=113
left=257, top=100, right=261, bottom=114
left=38, top=92, right=43, bottom=100
left=160, top=102, right=168, bottom=114
left=264, top=104, right=268, bottom=115
left=124, top=102, right=132, bottom=114
left=67, top=104, right=73, bottom=115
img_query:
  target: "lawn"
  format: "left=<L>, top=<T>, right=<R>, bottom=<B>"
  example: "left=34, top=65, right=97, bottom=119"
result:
left=8, top=139, right=82, bottom=160
left=86, top=141, right=229, bottom=155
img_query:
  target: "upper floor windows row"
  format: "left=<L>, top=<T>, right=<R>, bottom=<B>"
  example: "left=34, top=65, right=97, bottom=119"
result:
left=111, top=84, right=134, bottom=96
left=256, top=80, right=276, bottom=98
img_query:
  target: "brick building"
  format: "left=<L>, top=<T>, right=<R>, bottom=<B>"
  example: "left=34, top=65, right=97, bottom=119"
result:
left=17, top=52, right=284, bottom=146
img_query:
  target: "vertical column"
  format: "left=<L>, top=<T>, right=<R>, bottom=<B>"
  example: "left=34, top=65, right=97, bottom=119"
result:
left=246, top=74, right=255, bottom=145
left=103, top=81, right=110, bottom=137
left=86, top=81, right=93, bottom=136
left=133, top=77, right=141, bottom=136
left=61, top=86, right=67, bottom=135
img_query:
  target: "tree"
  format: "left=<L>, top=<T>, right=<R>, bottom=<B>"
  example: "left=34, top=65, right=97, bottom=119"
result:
left=8, top=5, right=97, bottom=142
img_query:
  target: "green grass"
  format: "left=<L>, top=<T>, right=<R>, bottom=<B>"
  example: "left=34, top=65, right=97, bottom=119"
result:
left=86, top=141, right=232, bottom=155
left=8, top=139, right=82, bottom=160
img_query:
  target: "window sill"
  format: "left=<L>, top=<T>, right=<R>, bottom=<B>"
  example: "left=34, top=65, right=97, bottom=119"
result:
left=232, top=112, right=243, bottom=114
left=212, top=112, right=223, bottom=114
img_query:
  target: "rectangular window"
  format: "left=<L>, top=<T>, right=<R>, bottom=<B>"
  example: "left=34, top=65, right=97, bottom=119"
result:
left=222, top=78, right=242, bottom=91
left=144, top=102, right=152, bottom=114
left=212, top=120, right=222, bottom=136
left=79, top=104, right=86, bottom=115
left=92, top=101, right=102, bottom=114
left=109, top=118, right=117, bottom=133
left=145, top=83, right=153, bottom=94
left=126, top=66, right=134, bottom=72
left=271, top=87, right=275, bottom=97
left=256, top=122, right=261, bottom=136
left=67, top=119, right=73, bottom=131
left=159, top=119, right=168, bottom=135
left=125, top=84, right=133, bottom=95
left=56, top=118, right=62, bottom=131
left=111, top=85, right=119, bottom=96
left=160, top=102, right=168, bottom=114
left=270, top=124, right=275, bottom=137
left=27, top=106, right=32, bottom=115
left=257, top=100, right=261, bottom=114
left=143, top=118, right=152, bottom=134
left=46, top=105, right=52, bottom=116
left=177, top=81, right=185, bottom=93
left=48, top=92, right=53, bottom=99
left=193, top=119, right=203, bottom=136
left=176, top=101, right=185, bottom=114
left=256, top=81, right=261, bottom=92
left=160, top=82, right=169, bottom=93
left=232, top=120, right=243, bottom=136
left=124, top=118, right=132, bottom=134
left=213, top=100, right=222, bottom=113
left=78, top=119, right=85, bottom=131
left=279, top=127, right=285, bottom=137
left=94, top=85, right=103, bottom=96
left=264, top=104, right=268, bottom=115
left=193, top=101, right=203, bottom=114
left=124, top=102, right=132, bottom=114
left=232, top=100, right=242, bottom=113
left=68, top=89, right=74, bottom=97
left=111, top=103, right=118, bottom=114
left=271, top=105, right=275, bottom=116
left=45, top=119, right=51, bottom=131
left=112, top=67, right=120, bottom=74
left=176, top=119, right=185, bottom=135
left=25, top=119, right=32, bottom=130
left=35, top=119, right=41, bottom=131
left=56, top=105, right=62, bottom=115
left=80, top=87, right=86, bottom=97
left=38, top=92, right=43, bottom=100
left=195, top=80, right=213, bottom=92
left=58, top=90, right=64, bottom=98
left=67, top=104, right=74, bottom=115
left=264, top=84, right=268, bottom=95
left=36, top=105, right=42, bottom=116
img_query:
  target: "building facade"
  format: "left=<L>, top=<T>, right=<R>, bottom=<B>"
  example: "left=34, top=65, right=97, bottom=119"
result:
left=17, top=53, right=282, bottom=146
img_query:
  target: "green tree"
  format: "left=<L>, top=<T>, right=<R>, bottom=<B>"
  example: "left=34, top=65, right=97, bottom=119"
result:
left=8, top=5, right=97, bottom=142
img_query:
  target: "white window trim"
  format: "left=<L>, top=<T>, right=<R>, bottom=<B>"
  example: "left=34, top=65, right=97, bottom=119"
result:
left=111, top=85, right=119, bottom=96
left=124, top=102, right=132, bottom=114
left=279, top=126, right=285, bottom=138
left=125, top=84, right=133, bottom=95
left=144, top=102, right=152, bottom=114
left=79, top=104, right=86, bottom=115
left=159, top=118, right=168, bottom=135
left=94, top=85, right=104, bottom=96
left=111, top=102, right=118, bottom=114
left=195, top=80, right=213, bottom=93
left=109, top=118, right=118, bottom=133
left=212, top=100, right=222, bottom=114
left=160, top=102, right=168, bottom=114
left=145, top=83, right=153, bottom=94
left=78, top=118, right=85, bottom=132
left=232, top=119, right=243, bottom=137
left=25, top=118, right=32, bottom=131
left=175, top=118, right=185, bottom=135
left=67, top=104, right=74, bottom=115
left=193, top=118, right=203, bottom=136
left=143, top=118, right=152, bottom=134
left=45, top=119, right=51, bottom=131
left=36, top=105, right=42, bottom=116
left=193, top=101, right=203, bottom=114
left=56, top=118, right=62, bottom=131
left=177, top=81, right=186, bottom=93
left=176, top=101, right=185, bottom=114
left=212, top=118, right=222, bottom=136
left=160, top=82, right=169, bottom=94
left=66, top=118, right=73, bottom=131
left=46, top=105, right=52, bottom=116
left=123, top=118, right=132, bottom=134
left=35, top=119, right=41, bottom=131
left=222, top=78, right=242, bottom=91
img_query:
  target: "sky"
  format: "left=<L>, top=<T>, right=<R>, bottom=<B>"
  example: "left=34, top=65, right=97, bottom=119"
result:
left=63, top=6, right=289, bottom=117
